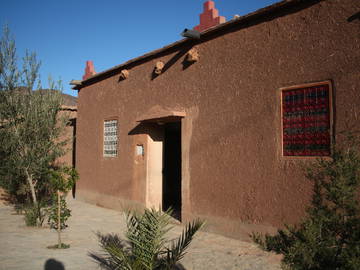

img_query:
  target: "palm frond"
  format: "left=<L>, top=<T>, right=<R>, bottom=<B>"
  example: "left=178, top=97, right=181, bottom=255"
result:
left=126, top=208, right=173, bottom=270
left=90, top=209, right=204, bottom=270
left=162, top=219, right=204, bottom=268
left=89, top=232, right=132, bottom=270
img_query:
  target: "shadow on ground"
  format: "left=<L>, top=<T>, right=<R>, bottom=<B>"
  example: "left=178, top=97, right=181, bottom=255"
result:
left=44, top=258, right=65, bottom=270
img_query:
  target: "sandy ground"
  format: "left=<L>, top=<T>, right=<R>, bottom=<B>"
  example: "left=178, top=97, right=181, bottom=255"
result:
left=0, top=196, right=281, bottom=270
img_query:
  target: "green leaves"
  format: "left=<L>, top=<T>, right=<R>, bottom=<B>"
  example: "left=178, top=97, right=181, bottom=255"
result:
left=126, top=209, right=172, bottom=269
left=46, top=196, right=71, bottom=231
left=91, top=233, right=132, bottom=270
left=252, top=137, right=360, bottom=270
left=0, top=25, right=70, bottom=206
left=0, top=24, right=19, bottom=91
left=48, top=166, right=79, bottom=193
left=161, top=219, right=203, bottom=269
left=90, top=208, right=204, bottom=270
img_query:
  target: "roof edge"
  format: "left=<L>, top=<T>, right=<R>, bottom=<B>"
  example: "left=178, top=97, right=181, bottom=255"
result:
left=73, top=0, right=320, bottom=90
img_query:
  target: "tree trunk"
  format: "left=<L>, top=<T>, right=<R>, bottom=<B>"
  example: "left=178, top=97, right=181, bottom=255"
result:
left=57, top=190, right=61, bottom=248
left=25, top=171, right=37, bottom=205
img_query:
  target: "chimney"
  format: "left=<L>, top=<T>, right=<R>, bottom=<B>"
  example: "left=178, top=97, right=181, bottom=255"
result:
left=194, top=1, right=226, bottom=32
left=82, top=60, right=96, bottom=80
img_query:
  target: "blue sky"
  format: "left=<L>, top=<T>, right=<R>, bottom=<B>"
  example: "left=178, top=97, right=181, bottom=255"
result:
left=0, top=0, right=279, bottom=96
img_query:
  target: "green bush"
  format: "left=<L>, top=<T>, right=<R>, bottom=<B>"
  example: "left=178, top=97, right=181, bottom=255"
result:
left=24, top=205, right=37, bottom=226
left=252, top=137, right=360, bottom=270
left=46, top=196, right=71, bottom=230
left=89, top=208, right=204, bottom=270
left=24, top=203, right=45, bottom=227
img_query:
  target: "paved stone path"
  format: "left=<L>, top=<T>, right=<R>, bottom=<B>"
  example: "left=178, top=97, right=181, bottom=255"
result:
left=0, top=198, right=281, bottom=270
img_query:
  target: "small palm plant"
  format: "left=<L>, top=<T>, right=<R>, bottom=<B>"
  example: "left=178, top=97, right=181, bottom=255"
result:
left=89, top=208, right=204, bottom=270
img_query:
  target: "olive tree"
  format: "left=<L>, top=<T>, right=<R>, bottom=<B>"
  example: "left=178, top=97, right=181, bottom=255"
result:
left=0, top=25, right=69, bottom=219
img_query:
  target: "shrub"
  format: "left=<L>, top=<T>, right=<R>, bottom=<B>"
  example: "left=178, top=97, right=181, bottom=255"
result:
left=252, top=136, right=360, bottom=270
left=24, top=205, right=38, bottom=226
left=24, top=203, right=46, bottom=227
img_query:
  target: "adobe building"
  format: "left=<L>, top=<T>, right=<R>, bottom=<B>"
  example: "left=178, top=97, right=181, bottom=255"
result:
left=57, top=92, right=77, bottom=168
left=72, top=0, right=360, bottom=239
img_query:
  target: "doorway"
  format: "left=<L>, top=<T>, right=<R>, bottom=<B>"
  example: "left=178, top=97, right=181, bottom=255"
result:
left=162, top=122, right=182, bottom=220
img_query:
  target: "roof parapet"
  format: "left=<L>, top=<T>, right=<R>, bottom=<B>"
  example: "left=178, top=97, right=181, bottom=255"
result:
left=82, top=60, right=96, bottom=80
left=194, top=1, right=226, bottom=32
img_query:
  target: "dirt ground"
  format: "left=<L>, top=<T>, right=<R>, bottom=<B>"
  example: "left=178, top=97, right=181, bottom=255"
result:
left=0, top=195, right=282, bottom=270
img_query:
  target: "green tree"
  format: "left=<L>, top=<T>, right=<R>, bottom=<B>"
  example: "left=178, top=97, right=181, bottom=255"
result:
left=89, top=208, right=204, bottom=270
left=252, top=135, right=360, bottom=270
left=47, top=166, right=78, bottom=249
left=0, top=25, right=69, bottom=217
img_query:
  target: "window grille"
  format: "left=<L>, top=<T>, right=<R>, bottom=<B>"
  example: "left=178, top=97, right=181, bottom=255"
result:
left=281, top=82, right=332, bottom=157
left=104, top=120, right=118, bottom=157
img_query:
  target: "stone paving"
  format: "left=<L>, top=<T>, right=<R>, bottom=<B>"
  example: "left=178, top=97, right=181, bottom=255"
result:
left=0, top=198, right=281, bottom=270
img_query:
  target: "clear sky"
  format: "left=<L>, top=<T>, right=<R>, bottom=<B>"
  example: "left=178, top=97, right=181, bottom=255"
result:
left=0, top=0, right=279, bottom=96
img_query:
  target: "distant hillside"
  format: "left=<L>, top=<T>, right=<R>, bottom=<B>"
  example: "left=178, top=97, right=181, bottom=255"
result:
left=36, top=89, right=77, bottom=107
left=10, top=87, right=77, bottom=107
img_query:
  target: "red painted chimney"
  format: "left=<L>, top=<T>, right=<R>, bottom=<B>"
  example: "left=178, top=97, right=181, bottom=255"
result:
left=194, top=1, right=226, bottom=32
left=82, top=60, right=96, bottom=80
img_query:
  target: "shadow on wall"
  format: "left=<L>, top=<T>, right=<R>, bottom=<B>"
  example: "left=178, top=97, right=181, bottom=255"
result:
left=347, top=11, right=360, bottom=22
left=151, top=44, right=196, bottom=81
left=44, top=258, right=65, bottom=270
left=128, top=122, right=164, bottom=142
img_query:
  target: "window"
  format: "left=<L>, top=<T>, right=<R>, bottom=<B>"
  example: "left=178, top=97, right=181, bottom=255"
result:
left=136, top=144, right=144, bottom=156
left=103, top=120, right=118, bottom=157
left=281, top=81, right=332, bottom=157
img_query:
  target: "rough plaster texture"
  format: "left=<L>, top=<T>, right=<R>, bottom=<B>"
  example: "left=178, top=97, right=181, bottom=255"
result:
left=75, top=0, right=360, bottom=239
left=56, top=109, right=77, bottom=167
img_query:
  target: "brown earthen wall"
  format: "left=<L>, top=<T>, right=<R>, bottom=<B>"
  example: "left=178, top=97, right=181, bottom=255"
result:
left=56, top=110, right=77, bottom=167
left=76, top=0, right=360, bottom=238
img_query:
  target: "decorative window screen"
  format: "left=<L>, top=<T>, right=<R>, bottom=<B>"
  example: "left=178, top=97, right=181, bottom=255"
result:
left=281, top=82, right=331, bottom=157
left=103, top=120, right=118, bottom=157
